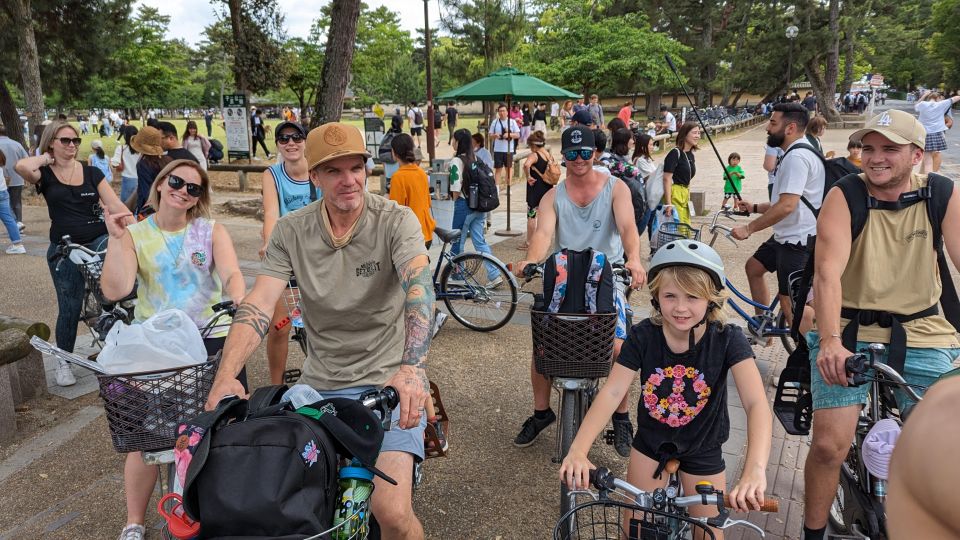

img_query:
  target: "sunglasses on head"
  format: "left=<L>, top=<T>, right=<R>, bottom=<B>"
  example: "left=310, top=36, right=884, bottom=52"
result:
left=563, top=148, right=595, bottom=162
left=57, top=137, right=83, bottom=147
left=276, top=134, right=305, bottom=144
left=167, top=174, right=204, bottom=197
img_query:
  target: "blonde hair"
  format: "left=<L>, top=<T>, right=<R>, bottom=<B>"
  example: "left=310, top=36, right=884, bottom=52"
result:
left=648, top=266, right=728, bottom=326
left=39, top=121, right=79, bottom=155
left=146, top=159, right=212, bottom=220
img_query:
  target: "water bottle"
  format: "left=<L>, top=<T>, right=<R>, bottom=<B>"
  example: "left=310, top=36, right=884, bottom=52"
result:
left=290, top=305, right=304, bottom=329
left=332, top=461, right=374, bottom=539
left=280, top=384, right=323, bottom=409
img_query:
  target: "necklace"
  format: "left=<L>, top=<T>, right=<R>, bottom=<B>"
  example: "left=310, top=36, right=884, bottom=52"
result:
left=150, top=216, right=188, bottom=266
left=52, top=161, right=79, bottom=186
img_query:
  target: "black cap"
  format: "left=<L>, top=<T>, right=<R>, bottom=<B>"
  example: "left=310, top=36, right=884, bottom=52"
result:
left=274, top=121, right=306, bottom=139
left=561, top=126, right=595, bottom=153
left=571, top=109, right=593, bottom=126
left=312, top=397, right=398, bottom=485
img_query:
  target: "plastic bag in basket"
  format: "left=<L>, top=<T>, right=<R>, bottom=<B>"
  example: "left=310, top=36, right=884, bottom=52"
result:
left=98, top=309, right=207, bottom=374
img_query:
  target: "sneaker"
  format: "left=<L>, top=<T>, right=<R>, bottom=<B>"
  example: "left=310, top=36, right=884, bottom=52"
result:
left=117, top=524, right=145, bottom=540
left=5, top=244, right=26, bottom=254
left=430, top=418, right=449, bottom=453
left=485, top=276, right=504, bottom=289
left=432, top=312, right=448, bottom=339
left=16, top=221, right=24, bottom=232
left=514, top=409, right=556, bottom=448
left=55, top=363, right=76, bottom=387
left=612, top=415, right=634, bottom=458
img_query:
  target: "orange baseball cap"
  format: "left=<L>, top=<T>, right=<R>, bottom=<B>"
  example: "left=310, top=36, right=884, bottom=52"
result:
left=304, top=123, right=371, bottom=171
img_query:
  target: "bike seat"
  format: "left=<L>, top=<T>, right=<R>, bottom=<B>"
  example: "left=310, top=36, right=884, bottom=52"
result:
left=664, top=459, right=681, bottom=474
left=434, top=227, right=461, bottom=245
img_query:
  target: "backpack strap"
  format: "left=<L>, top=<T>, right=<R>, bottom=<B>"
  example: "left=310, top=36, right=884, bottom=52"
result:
left=584, top=250, right=606, bottom=314
left=777, top=142, right=825, bottom=216
left=927, top=173, right=960, bottom=332
left=547, top=250, right=569, bottom=313
left=246, top=384, right=288, bottom=415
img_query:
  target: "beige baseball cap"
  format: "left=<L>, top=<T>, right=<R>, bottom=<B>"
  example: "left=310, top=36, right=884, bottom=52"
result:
left=850, top=109, right=926, bottom=149
left=304, top=123, right=371, bottom=171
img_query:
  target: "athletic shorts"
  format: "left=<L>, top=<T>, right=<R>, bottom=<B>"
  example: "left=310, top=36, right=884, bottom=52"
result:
left=494, top=151, right=512, bottom=169
left=632, top=437, right=726, bottom=476
left=313, top=385, right=426, bottom=461
left=775, top=240, right=809, bottom=296
left=806, top=331, right=959, bottom=411
left=410, top=127, right=423, bottom=136
left=751, top=235, right=777, bottom=273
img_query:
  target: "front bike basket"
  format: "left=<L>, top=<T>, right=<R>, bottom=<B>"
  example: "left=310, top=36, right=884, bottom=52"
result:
left=555, top=500, right=715, bottom=540
left=531, top=311, right=616, bottom=378
left=653, top=222, right=701, bottom=253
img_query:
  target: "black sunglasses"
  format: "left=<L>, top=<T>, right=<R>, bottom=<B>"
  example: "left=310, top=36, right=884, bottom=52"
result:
left=167, top=174, right=204, bottom=197
left=563, top=148, right=595, bottom=162
left=57, top=137, right=83, bottom=147
left=276, top=134, right=305, bottom=144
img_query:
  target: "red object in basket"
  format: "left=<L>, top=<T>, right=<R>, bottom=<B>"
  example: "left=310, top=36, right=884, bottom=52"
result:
left=157, top=493, right=200, bottom=539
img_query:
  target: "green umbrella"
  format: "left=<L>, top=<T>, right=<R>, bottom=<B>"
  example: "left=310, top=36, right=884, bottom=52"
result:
left=438, top=67, right=580, bottom=235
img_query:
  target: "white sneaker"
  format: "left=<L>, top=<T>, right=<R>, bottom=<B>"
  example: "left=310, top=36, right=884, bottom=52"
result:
left=16, top=221, right=24, bottom=232
left=5, top=244, right=26, bottom=254
left=55, top=363, right=76, bottom=386
left=485, top=276, right=504, bottom=289
left=117, top=524, right=145, bottom=540
left=432, top=312, right=448, bottom=339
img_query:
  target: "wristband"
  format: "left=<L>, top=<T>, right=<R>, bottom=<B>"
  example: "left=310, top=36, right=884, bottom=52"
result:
left=819, top=333, right=841, bottom=344
left=753, top=203, right=758, bottom=214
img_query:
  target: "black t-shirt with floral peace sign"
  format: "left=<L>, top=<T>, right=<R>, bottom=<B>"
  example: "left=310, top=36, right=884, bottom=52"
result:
left=617, top=319, right=753, bottom=457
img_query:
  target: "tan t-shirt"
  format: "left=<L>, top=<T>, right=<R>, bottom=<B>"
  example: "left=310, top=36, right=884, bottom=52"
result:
left=260, top=192, right=427, bottom=389
left=839, top=174, right=959, bottom=348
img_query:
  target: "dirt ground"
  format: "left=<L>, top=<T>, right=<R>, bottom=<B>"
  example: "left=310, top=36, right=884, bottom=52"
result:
left=3, top=118, right=952, bottom=539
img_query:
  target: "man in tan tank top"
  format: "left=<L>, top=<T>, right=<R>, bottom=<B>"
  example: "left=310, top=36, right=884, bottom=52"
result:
left=801, top=110, right=960, bottom=540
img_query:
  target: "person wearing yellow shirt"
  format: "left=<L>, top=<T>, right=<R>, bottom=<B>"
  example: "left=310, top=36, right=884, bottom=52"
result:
left=388, top=133, right=435, bottom=248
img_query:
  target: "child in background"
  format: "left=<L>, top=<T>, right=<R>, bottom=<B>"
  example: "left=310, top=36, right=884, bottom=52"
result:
left=88, top=140, right=112, bottom=182
left=721, top=152, right=745, bottom=209
left=846, top=140, right=863, bottom=168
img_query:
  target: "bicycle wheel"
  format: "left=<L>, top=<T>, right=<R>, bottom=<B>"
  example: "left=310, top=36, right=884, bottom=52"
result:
left=777, top=308, right=797, bottom=354
left=559, top=389, right=582, bottom=520
left=829, top=458, right=856, bottom=533
left=439, top=253, right=518, bottom=332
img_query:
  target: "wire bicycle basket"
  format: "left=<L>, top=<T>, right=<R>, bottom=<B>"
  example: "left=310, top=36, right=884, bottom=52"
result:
left=653, top=222, right=701, bottom=253
left=531, top=311, right=617, bottom=379
left=555, top=499, right=716, bottom=540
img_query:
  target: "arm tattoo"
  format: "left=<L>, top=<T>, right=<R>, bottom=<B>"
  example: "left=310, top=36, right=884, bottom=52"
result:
left=399, top=258, right=435, bottom=371
left=231, top=302, right=271, bottom=339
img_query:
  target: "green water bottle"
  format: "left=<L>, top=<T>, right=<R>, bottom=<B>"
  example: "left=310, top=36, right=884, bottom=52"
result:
left=332, top=461, right=374, bottom=539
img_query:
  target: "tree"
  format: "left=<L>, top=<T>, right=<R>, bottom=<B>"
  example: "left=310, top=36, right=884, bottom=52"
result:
left=284, top=38, right=324, bottom=114
left=2, top=0, right=45, bottom=134
left=353, top=6, right=414, bottom=102
left=219, top=0, right=288, bottom=95
left=310, top=0, right=362, bottom=127
left=797, top=0, right=842, bottom=122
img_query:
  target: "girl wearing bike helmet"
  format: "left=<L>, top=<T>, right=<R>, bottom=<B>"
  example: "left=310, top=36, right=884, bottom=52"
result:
left=560, top=240, right=772, bottom=526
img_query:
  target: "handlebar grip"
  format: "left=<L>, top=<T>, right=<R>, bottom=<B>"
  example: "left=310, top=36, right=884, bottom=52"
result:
left=212, top=300, right=234, bottom=312
left=380, top=386, right=400, bottom=410
left=723, top=494, right=780, bottom=513
left=589, top=467, right=615, bottom=491
left=522, top=264, right=540, bottom=279
left=845, top=354, right=869, bottom=386
left=733, top=210, right=751, bottom=217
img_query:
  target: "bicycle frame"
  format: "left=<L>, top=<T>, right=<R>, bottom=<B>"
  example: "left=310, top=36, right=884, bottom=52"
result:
left=432, top=246, right=475, bottom=302
left=724, top=280, right=790, bottom=337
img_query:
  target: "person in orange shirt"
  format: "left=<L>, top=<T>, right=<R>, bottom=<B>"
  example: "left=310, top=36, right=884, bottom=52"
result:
left=388, top=133, right=436, bottom=248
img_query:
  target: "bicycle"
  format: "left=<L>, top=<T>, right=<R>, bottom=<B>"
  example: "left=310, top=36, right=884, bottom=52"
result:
left=828, top=343, right=926, bottom=538
left=702, top=208, right=797, bottom=353
left=56, top=234, right=136, bottom=348
left=271, top=277, right=307, bottom=383
left=519, top=262, right=632, bottom=519
left=432, top=226, right=519, bottom=331
left=556, top=462, right=779, bottom=539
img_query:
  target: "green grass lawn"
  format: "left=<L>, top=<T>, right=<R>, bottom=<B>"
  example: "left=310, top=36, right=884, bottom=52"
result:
left=66, top=115, right=488, bottom=162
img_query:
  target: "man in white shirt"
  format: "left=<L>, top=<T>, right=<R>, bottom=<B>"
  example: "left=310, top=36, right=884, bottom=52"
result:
left=731, top=103, right=824, bottom=325
left=488, top=104, right=520, bottom=189
left=406, top=101, right=424, bottom=148
left=660, top=105, right=677, bottom=133
left=550, top=101, right=560, bottom=131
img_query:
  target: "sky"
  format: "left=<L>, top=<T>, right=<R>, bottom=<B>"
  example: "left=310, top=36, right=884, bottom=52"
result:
left=133, top=0, right=443, bottom=45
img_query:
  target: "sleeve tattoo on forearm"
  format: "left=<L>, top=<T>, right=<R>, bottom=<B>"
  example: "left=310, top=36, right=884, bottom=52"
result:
left=231, top=302, right=271, bottom=339
left=399, top=258, right=435, bottom=370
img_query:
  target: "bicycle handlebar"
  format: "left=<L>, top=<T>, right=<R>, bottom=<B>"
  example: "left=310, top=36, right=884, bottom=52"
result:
left=360, top=386, right=400, bottom=411
left=844, top=344, right=924, bottom=402
left=512, top=262, right=632, bottom=285
left=57, top=235, right=104, bottom=258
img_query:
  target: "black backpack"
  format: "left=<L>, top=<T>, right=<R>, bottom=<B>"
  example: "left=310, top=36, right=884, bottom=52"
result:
left=413, top=108, right=423, bottom=125
left=777, top=142, right=861, bottom=216
left=379, top=132, right=397, bottom=163
left=180, top=385, right=340, bottom=539
left=207, top=139, right=224, bottom=162
left=538, top=248, right=615, bottom=314
left=465, top=159, right=500, bottom=212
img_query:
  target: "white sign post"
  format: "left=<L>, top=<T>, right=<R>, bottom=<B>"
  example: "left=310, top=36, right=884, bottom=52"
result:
left=222, top=94, right=250, bottom=161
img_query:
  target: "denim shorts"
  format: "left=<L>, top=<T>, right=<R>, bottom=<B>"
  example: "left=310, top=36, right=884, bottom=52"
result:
left=806, top=331, right=960, bottom=411
left=314, top=385, right=426, bottom=461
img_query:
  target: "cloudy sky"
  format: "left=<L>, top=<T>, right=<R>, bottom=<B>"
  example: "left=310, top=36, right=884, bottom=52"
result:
left=134, top=0, right=442, bottom=45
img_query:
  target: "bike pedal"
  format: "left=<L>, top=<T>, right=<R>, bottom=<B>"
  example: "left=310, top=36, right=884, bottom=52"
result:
left=282, top=369, right=302, bottom=384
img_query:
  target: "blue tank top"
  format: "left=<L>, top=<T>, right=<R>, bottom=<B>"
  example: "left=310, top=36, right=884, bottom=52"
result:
left=270, top=162, right=314, bottom=216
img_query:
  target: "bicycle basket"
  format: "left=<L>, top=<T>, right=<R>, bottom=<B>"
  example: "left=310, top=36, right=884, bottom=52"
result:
left=97, top=356, right=221, bottom=453
left=555, top=500, right=715, bottom=540
left=653, top=222, right=701, bottom=253
left=531, top=311, right=616, bottom=378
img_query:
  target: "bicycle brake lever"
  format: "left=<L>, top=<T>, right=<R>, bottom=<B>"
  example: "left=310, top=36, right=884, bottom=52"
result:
left=716, top=518, right=765, bottom=537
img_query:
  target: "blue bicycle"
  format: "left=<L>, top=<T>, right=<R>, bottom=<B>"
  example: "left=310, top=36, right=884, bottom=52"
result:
left=704, top=208, right=797, bottom=353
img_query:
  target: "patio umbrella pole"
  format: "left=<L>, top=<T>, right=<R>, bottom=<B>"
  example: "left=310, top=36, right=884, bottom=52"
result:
left=496, top=94, right=522, bottom=237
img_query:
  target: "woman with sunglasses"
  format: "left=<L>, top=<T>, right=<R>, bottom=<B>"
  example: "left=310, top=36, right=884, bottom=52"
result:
left=259, top=121, right=311, bottom=384
left=99, top=161, right=244, bottom=540
left=15, top=120, right=130, bottom=386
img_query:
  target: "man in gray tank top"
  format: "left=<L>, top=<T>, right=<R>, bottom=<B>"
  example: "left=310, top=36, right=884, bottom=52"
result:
left=512, top=126, right=646, bottom=457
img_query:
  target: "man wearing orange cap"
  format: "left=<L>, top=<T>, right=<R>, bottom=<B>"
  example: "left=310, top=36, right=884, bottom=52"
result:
left=801, top=109, right=960, bottom=540
left=206, top=122, right=432, bottom=538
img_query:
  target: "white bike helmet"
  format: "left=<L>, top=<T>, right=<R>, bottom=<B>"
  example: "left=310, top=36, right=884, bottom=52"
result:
left=648, top=240, right=726, bottom=291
